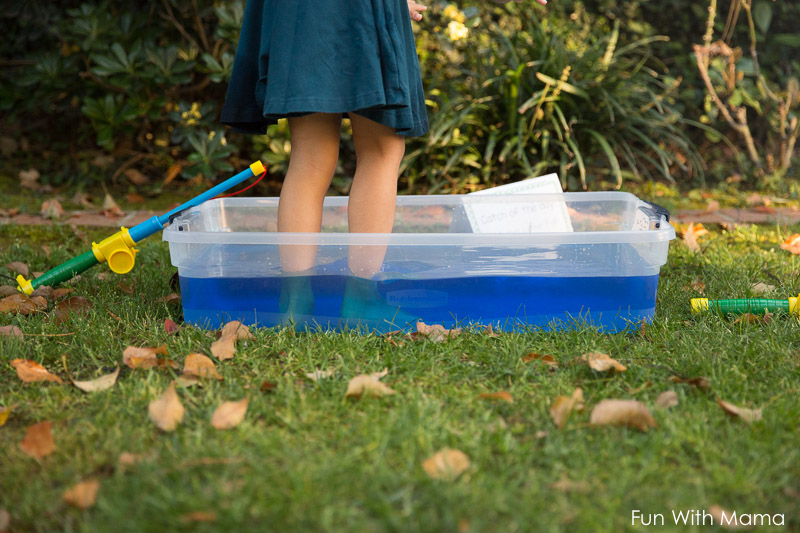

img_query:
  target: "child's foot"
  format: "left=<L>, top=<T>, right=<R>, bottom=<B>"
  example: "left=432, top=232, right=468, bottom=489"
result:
left=340, top=275, right=418, bottom=331
left=279, top=274, right=315, bottom=326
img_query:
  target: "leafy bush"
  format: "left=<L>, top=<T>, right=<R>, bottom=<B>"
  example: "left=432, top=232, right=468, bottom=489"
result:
left=405, top=2, right=703, bottom=192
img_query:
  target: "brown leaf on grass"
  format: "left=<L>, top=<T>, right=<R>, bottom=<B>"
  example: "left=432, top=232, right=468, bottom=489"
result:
left=183, top=353, right=223, bottom=380
left=0, top=293, right=40, bottom=315
left=158, top=293, right=181, bottom=305
left=682, top=223, right=709, bottom=253
left=71, top=191, right=94, bottom=208
left=733, top=312, right=773, bottom=325
left=62, top=479, right=100, bottom=510
left=0, top=286, right=18, bottom=297
left=117, top=452, right=145, bottom=470
left=780, top=234, right=800, bottom=255
left=20, top=421, right=56, bottom=458
left=0, top=405, right=13, bottom=427
left=549, top=478, right=591, bottom=493
left=148, top=383, right=184, bottom=431
left=71, top=366, right=120, bottom=393
left=523, top=352, right=558, bottom=367
left=0, top=325, right=23, bottom=338
left=422, top=448, right=470, bottom=481
left=705, top=200, right=720, bottom=212
left=221, top=320, right=255, bottom=341
left=627, top=381, right=653, bottom=395
left=751, top=282, right=775, bottom=295
left=581, top=352, right=627, bottom=372
left=305, top=369, right=334, bottom=381
left=19, top=168, right=40, bottom=189
left=415, top=320, right=461, bottom=342
left=163, top=162, right=184, bottom=186
left=123, top=168, right=149, bottom=185
left=590, top=399, right=657, bottom=431
left=41, top=199, right=65, bottom=219
left=668, top=375, right=711, bottom=390
left=345, top=372, right=396, bottom=398
left=0, top=507, right=9, bottom=532
left=123, top=344, right=169, bottom=369
left=717, top=399, right=763, bottom=423
left=11, top=359, right=63, bottom=383
left=690, top=278, right=706, bottom=294
left=101, top=193, right=124, bottom=217
left=478, top=391, right=514, bottom=404
left=210, top=334, right=236, bottom=361
left=179, top=511, right=217, bottom=524
left=175, top=375, right=203, bottom=388
left=260, top=380, right=277, bottom=393
left=550, top=388, right=585, bottom=429
left=164, top=318, right=181, bottom=334
left=656, top=390, right=679, bottom=409
left=52, top=296, right=93, bottom=323
left=707, top=505, right=750, bottom=531
left=210, top=398, right=249, bottom=430
left=4, top=262, right=28, bottom=277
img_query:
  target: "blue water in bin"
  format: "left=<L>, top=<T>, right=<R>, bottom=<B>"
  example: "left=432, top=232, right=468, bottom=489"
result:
left=179, top=273, right=659, bottom=333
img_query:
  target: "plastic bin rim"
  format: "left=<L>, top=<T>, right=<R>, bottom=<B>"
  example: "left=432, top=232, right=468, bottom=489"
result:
left=163, top=227, right=675, bottom=246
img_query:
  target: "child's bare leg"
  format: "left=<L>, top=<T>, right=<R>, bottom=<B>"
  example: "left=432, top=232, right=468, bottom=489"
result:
left=346, top=112, right=406, bottom=277
left=278, top=112, right=342, bottom=272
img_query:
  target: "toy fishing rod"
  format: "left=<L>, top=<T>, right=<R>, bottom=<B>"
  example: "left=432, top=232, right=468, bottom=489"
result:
left=16, top=161, right=265, bottom=295
left=691, top=295, right=799, bottom=315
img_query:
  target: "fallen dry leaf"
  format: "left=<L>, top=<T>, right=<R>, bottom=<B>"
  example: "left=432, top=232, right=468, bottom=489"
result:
left=305, top=369, right=334, bottom=381
left=581, top=352, right=627, bottom=372
left=117, top=452, right=145, bottom=470
left=157, top=293, right=181, bottom=305
left=668, top=375, right=711, bottom=390
left=20, top=421, right=56, bottom=458
left=682, top=222, right=709, bottom=253
left=0, top=325, right=23, bottom=338
left=751, top=282, right=775, bottom=295
left=148, top=383, right=184, bottom=431
left=590, top=399, right=657, bottom=431
left=717, top=399, right=762, bottom=423
left=180, top=511, right=217, bottom=524
left=62, top=479, right=100, bottom=510
left=123, top=344, right=169, bottom=369
left=656, top=390, right=679, bottom=409
left=0, top=405, right=13, bottom=427
left=102, top=193, right=123, bottom=217
left=523, top=352, right=558, bottom=367
left=11, top=358, right=63, bottom=384
left=478, top=391, right=514, bottom=404
left=707, top=505, right=750, bottom=531
left=210, top=334, right=236, bottom=361
left=260, top=380, right=277, bottom=393
left=4, top=262, right=28, bottom=277
left=19, top=168, right=40, bottom=189
left=164, top=318, right=181, bottom=334
left=422, top=448, right=470, bottom=481
left=690, top=278, right=706, bottom=294
left=780, top=234, right=800, bottom=255
left=175, top=375, right=204, bottom=388
left=0, top=285, right=18, bottom=297
left=52, top=296, right=93, bottom=323
left=221, top=320, right=255, bottom=341
left=0, top=508, right=8, bottom=532
left=550, top=388, right=585, bottom=429
left=416, top=320, right=461, bottom=342
left=183, top=353, right=223, bottom=380
left=71, top=366, right=120, bottom=393
left=0, top=293, right=40, bottom=315
left=40, top=199, right=65, bottom=219
left=210, top=398, right=249, bottom=430
left=345, top=372, right=396, bottom=398
left=549, top=478, right=591, bottom=493
left=123, top=168, right=149, bottom=185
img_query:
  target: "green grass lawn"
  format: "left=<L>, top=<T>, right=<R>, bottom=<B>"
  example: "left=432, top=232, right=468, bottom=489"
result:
left=1, top=222, right=799, bottom=532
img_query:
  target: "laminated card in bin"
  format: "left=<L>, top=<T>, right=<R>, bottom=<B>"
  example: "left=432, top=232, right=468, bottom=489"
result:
left=163, top=192, right=674, bottom=333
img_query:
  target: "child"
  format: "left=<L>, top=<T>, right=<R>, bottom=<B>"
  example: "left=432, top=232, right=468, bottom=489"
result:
left=221, top=1, right=430, bottom=326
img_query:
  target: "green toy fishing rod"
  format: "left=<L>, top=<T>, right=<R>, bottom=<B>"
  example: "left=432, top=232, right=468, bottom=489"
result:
left=691, top=295, right=800, bottom=315
left=16, top=161, right=265, bottom=295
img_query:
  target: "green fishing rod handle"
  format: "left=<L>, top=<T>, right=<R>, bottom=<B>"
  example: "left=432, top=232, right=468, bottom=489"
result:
left=691, top=297, right=791, bottom=314
left=18, top=250, right=99, bottom=294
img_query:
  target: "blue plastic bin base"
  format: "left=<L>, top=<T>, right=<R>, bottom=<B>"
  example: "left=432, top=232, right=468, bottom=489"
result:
left=179, top=273, right=659, bottom=333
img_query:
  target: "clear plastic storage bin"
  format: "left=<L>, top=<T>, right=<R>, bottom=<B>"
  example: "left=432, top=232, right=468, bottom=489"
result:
left=163, top=192, right=674, bottom=332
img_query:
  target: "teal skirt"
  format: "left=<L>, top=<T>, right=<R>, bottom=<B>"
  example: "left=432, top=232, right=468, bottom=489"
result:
left=221, top=0, right=429, bottom=137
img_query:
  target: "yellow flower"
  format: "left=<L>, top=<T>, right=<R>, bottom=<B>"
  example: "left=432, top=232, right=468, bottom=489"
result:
left=446, top=21, right=469, bottom=41
left=443, top=5, right=465, bottom=23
